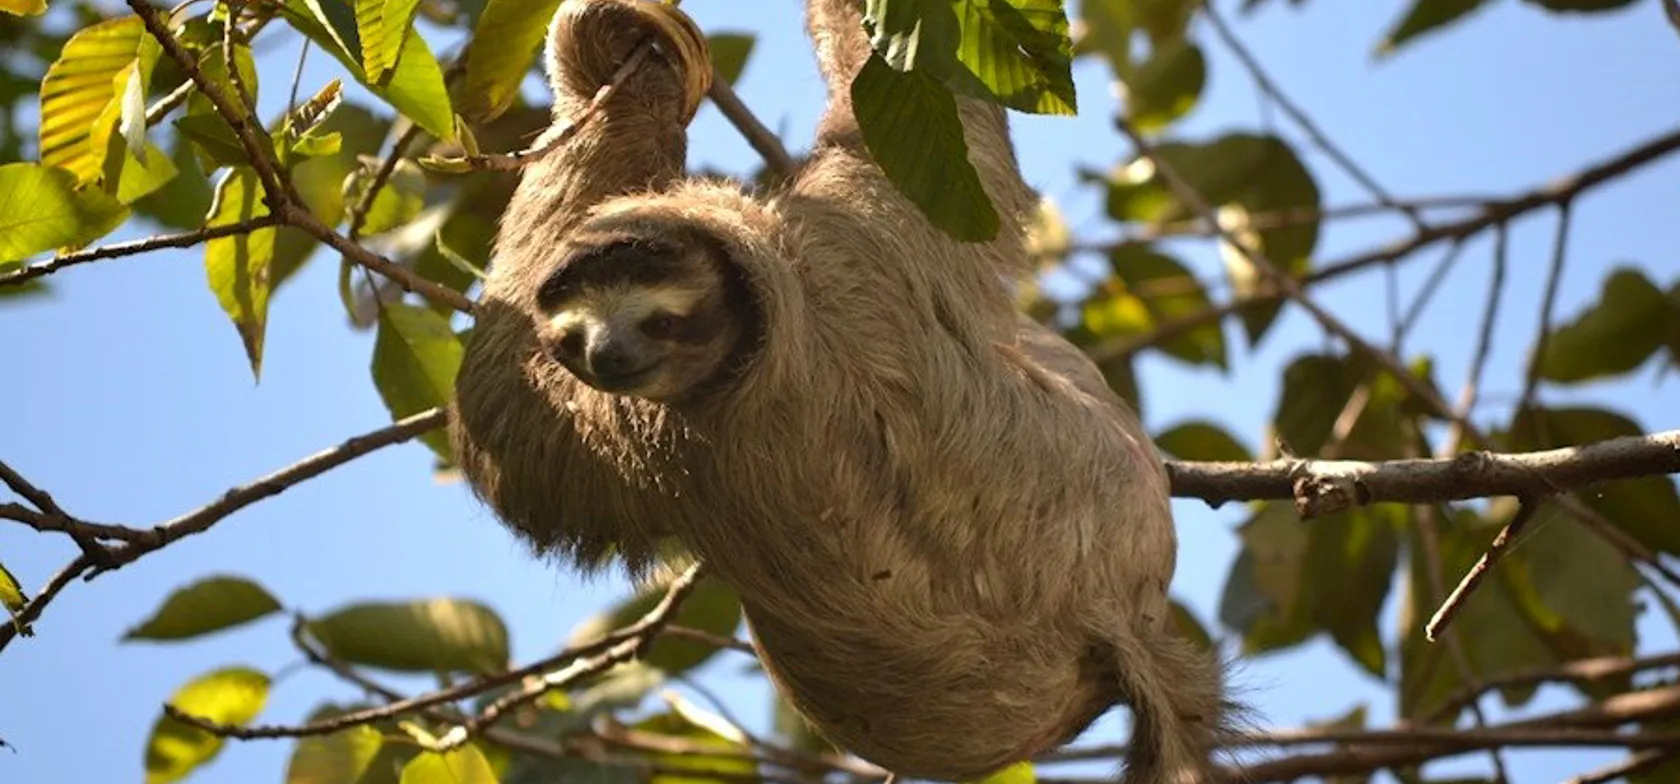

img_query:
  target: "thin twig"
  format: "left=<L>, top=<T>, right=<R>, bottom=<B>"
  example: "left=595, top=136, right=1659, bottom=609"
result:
left=1088, top=126, right=1680, bottom=364
left=1442, top=224, right=1509, bottom=454
left=1203, top=2, right=1423, bottom=228
left=1518, top=201, right=1574, bottom=420
left=1395, top=238, right=1469, bottom=351
left=1426, top=651, right=1680, bottom=724
left=1566, top=747, right=1680, bottom=784
left=0, top=555, right=92, bottom=651
left=91, top=408, right=448, bottom=575
left=0, top=218, right=282, bottom=289
left=1426, top=499, right=1543, bottom=641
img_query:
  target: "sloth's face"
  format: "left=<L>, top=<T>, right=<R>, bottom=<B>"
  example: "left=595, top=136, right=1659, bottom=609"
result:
left=535, top=238, right=746, bottom=401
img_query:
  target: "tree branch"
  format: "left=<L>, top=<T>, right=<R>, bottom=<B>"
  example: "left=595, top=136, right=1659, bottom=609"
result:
left=1165, top=429, right=1680, bottom=514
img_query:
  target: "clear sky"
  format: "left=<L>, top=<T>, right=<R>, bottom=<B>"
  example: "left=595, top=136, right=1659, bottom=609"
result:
left=3, top=1, right=1678, bottom=783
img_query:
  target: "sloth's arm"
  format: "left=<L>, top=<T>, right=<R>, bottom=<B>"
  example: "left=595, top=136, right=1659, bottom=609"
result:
left=495, top=0, right=700, bottom=260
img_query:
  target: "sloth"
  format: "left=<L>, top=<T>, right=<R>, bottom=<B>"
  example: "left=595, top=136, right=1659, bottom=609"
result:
left=448, top=1, right=1235, bottom=782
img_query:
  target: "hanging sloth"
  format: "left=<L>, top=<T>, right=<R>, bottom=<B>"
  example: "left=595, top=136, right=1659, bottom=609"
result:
left=449, top=1, right=1235, bottom=781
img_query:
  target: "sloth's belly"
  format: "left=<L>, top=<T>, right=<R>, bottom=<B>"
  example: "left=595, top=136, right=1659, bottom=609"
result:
left=741, top=601, right=1119, bottom=781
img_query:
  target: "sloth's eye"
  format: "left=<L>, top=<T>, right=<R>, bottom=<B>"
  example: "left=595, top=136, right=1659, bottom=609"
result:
left=641, top=314, right=677, bottom=339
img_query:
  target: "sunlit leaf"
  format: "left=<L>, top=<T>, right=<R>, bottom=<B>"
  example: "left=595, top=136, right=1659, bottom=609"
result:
left=355, top=0, right=422, bottom=83
left=38, top=16, right=161, bottom=182
left=204, top=167, right=278, bottom=380
left=852, top=53, right=999, bottom=242
left=458, top=0, right=564, bottom=120
left=636, top=709, right=758, bottom=784
left=124, top=575, right=283, bottom=642
left=144, top=667, right=271, bottom=784
left=0, top=0, right=48, bottom=16
left=0, top=162, right=128, bottom=263
left=350, top=158, right=428, bottom=236
left=399, top=746, right=497, bottom=784
left=1272, top=353, right=1360, bottom=457
left=709, top=33, right=756, bottom=87
left=1534, top=266, right=1668, bottom=383
left=372, top=303, right=463, bottom=458
left=0, top=561, right=26, bottom=636
left=284, top=724, right=383, bottom=784
left=280, top=0, right=456, bottom=139
left=1108, top=242, right=1226, bottom=368
left=309, top=598, right=509, bottom=675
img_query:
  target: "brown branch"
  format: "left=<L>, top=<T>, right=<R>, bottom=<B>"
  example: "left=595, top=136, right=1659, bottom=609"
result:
left=165, top=564, right=706, bottom=748
left=1086, top=125, right=1680, bottom=364
left=1165, top=429, right=1680, bottom=513
left=347, top=123, right=425, bottom=241
left=1567, top=748, right=1680, bottom=784
left=1426, top=651, right=1680, bottom=724
left=0, top=555, right=92, bottom=652
left=0, top=218, right=282, bottom=289
left=124, top=0, right=475, bottom=315
left=91, top=408, right=448, bottom=575
left=707, top=73, right=796, bottom=178
left=1426, top=498, right=1543, bottom=641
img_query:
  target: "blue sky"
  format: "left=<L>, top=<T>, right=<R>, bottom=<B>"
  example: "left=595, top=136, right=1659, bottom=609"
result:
left=3, top=1, right=1679, bottom=782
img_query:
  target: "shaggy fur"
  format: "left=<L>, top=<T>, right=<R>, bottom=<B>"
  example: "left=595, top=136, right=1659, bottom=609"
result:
left=449, top=1, right=1233, bottom=781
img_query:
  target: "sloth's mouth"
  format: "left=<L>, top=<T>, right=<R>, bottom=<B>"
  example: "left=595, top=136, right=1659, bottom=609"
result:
left=589, top=363, right=660, bottom=392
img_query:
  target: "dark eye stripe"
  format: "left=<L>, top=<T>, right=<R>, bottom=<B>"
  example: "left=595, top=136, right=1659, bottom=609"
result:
left=538, top=239, right=689, bottom=311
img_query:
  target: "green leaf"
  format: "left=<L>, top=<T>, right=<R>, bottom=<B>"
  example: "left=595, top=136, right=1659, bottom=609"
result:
left=1376, top=0, right=1490, bottom=57
left=1168, top=599, right=1213, bottom=653
left=1, top=0, right=48, bottom=16
left=399, top=746, right=498, bottom=784
left=1272, top=353, right=1360, bottom=457
left=1220, top=501, right=1400, bottom=677
left=351, top=158, right=428, bottom=236
left=458, top=0, right=565, bottom=120
left=708, top=33, right=756, bottom=87
left=204, top=167, right=278, bottom=380
left=354, top=0, right=422, bottom=83
left=280, top=0, right=456, bottom=139
left=308, top=598, right=510, bottom=675
left=105, top=136, right=179, bottom=205
left=372, top=303, right=463, bottom=458
left=1534, top=266, right=1668, bottom=383
left=1509, top=406, right=1680, bottom=558
left=570, top=573, right=742, bottom=677
left=1522, top=0, right=1640, bottom=11
left=1108, top=242, right=1226, bottom=368
left=124, top=575, right=283, bottom=642
left=1122, top=38, right=1205, bottom=132
left=285, top=724, right=384, bottom=784
left=636, top=708, right=758, bottom=784
left=133, top=135, right=215, bottom=230
left=0, top=560, right=26, bottom=636
left=38, top=16, right=161, bottom=182
left=950, top=0, right=1077, bottom=115
left=1156, top=420, right=1253, bottom=462
left=853, top=53, right=999, bottom=242
left=273, top=102, right=394, bottom=288
left=0, top=162, right=128, bottom=263
left=1074, top=0, right=1132, bottom=71
left=145, top=667, right=271, bottom=784
left=174, top=113, right=251, bottom=170
left=772, top=692, right=837, bottom=754
left=1500, top=507, right=1637, bottom=659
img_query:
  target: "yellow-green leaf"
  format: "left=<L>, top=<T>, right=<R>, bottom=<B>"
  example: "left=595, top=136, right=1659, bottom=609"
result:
left=204, top=167, right=278, bottom=380
left=308, top=598, right=509, bottom=675
left=285, top=724, right=383, bottom=784
left=1122, top=38, right=1205, bottom=133
left=635, top=710, right=758, bottom=784
left=0, top=0, right=48, bottom=16
left=105, top=137, right=180, bottom=205
left=458, top=0, right=565, bottom=120
left=280, top=0, right=456, bottom=140
left=965, top=760, right=1035, bottom=784
left=709, top=33, right=756, bottom=87
left=0, top=561, right=26, bottom=637
left=399, top=746, right=497, bottom=784
left=1108, top=242, right=1226, bottom=368
left=351, top=158, right=427, bottom=236
left=1377, top=0, right=1490, bottom=57
left=145, top=667, right=271, bottom=784
left=38, top=16, right=161, bottom=182
left=355, top=0, right=422, bottom=82
left=123, top=575, right=283, bottom=642
left=0, top=162, right=128, bottom=263
left=372, top=303, right=463, bottom=458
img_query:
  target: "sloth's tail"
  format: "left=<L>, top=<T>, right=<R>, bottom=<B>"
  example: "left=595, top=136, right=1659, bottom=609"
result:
left=1109, top=630, right=1239, bottom=784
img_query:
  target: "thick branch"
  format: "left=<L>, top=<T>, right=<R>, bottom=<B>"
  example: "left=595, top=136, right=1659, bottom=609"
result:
left=1165, top=430, right=1680, bottom=515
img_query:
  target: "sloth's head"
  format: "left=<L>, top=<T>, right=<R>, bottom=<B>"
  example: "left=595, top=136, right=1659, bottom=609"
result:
left=535, top=233, right=756, bottom=401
